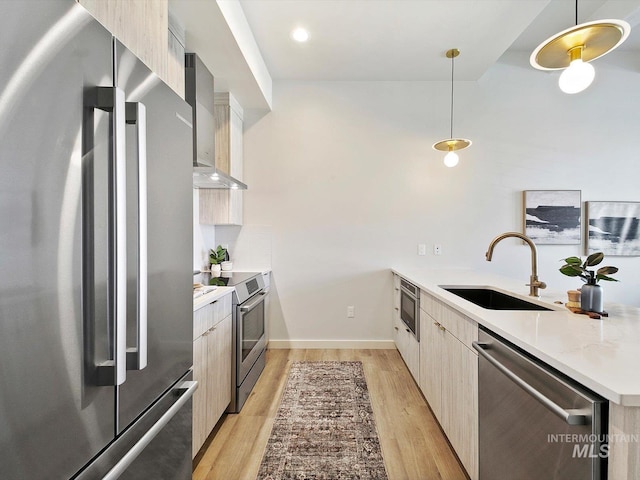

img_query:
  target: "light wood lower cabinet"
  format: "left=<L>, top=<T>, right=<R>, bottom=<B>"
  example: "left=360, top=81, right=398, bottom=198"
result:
left=419, top=291, right=478, bottom=480
left=205, top=315, right=232, bottom=431
left=441, top=330, right=478, bottom=480
left=394, top=316, right=420, bottom=381
left=419, top=309, right=443, bottom=420
left=192, top=294, right=233, bottom=458
left=393, top=274, right=420, bottom=381
left=192, top=332, right=208, bottom=456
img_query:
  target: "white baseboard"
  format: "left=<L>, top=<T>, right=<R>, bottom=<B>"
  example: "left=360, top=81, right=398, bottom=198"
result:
left=267, top=339, right=396, bottom=350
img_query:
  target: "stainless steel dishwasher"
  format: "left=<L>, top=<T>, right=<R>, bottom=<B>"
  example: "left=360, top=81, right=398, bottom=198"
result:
left=473, top=328, right=607, bottom=480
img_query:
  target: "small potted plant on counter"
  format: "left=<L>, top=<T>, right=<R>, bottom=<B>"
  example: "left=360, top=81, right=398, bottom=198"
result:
left=209, top=245, right=228, bottom=275
left=559, top=252, right=619, bottom=313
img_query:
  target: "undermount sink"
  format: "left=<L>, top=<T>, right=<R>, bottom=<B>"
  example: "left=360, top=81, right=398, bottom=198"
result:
left=441, top=287, right=553, bottom=311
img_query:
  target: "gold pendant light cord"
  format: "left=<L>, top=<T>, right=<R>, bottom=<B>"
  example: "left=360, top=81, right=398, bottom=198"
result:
left=433, top=48, right=470, bottom=154
left=449, top=52, right=454, bottom=139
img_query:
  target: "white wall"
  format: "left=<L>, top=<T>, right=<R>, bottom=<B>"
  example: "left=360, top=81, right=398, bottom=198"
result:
left=216, top=224, right=272, bottom=271
left=241, top=50, right=640, bottom=344
left=193, top=188, right=216, bottom=271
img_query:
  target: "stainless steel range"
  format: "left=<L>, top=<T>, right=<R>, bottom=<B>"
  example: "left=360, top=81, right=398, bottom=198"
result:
left=229, top=272, right=267, bottom=412
left=196, top=271, right=267, bottom=413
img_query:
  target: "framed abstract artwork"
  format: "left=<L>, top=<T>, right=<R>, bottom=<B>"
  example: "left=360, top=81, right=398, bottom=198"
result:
left=523, top=190, right=581, bottom=245
left=586, top=201, right=640, bottom=256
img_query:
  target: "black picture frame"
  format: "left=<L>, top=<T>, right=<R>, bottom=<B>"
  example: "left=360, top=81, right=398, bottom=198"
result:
left=523, top=190, right=581, bottom=245
left=586, top=201, right=640, bottom=256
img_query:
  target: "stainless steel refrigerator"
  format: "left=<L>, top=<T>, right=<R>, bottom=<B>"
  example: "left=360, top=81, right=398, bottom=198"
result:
left=0, top=1, right=195, bottom=479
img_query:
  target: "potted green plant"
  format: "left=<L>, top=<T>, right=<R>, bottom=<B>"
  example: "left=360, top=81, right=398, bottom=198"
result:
left=559, top=252, right=619, bottom=313
left=209, top=245, right=228, bottom=274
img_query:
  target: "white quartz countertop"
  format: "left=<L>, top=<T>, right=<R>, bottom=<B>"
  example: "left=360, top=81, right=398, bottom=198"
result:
left=193, top=286, right=234, bottom=312
left=392, top=267, right=640, bottom=406
left=192, top=270, right=270, bottom=312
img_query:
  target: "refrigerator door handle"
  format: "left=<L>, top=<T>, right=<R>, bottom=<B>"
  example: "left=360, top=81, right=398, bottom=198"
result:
left=102, top=380, right=198, bottom=480
left=89, top=86, right=128, bottom=387
left=125, top=102, right=148, bottom=371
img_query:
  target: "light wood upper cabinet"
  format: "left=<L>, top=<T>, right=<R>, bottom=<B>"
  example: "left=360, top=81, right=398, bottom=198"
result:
left=214, top=93, right=243, bottom=177
left=199, top=189, right=243, bottom=225
left=199, top=93, right=244, bottom=225
left=77, top=0, right=185, bottom=98
left=167, top=10, right=186, bottom=98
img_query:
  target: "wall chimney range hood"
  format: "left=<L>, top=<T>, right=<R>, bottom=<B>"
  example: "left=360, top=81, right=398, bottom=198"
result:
left=185, top=53, right=247, bottom=189
left=192, top=166, right=247, bottom=189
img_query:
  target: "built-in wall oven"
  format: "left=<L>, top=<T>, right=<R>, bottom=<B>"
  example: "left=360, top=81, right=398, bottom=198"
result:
left=400, top=279, right=420, bottom=341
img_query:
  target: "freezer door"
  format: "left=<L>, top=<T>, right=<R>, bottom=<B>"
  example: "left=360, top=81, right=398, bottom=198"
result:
left=114, top=40, right=194, bottom=431
left=75, top=372, right=195, bottom=480
left=0, top=2, right=119, bottom=479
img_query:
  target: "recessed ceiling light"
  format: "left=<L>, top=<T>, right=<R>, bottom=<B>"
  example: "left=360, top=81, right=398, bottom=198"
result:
left=291, top=27, right=309, bottom=43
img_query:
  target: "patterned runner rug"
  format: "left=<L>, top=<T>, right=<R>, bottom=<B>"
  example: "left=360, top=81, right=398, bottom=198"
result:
left=257, top=361, right=388, bottom=480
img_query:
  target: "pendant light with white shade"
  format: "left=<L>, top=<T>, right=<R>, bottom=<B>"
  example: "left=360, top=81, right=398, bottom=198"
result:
left=530, top=0, right=630, bottom=94
left=433, top=48, right=471, bottom=168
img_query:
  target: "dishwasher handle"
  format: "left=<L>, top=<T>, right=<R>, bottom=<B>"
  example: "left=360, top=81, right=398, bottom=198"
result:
left=472, top=341, right=588, bottom=426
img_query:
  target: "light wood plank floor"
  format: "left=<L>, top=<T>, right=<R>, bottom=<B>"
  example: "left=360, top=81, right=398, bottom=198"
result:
left=193, top=349, right=468, bottom=480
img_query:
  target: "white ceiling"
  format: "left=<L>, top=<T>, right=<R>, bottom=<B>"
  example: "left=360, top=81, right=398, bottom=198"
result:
left=171, top=0, right=640, bottom=108
left=238, top=0, right=550, bottom=81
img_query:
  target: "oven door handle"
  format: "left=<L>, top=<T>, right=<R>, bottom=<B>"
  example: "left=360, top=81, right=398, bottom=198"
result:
left=473, top=341, right=588, bottom=426
left=400, top=285, right=418, bottom=299
left=239, top=292, right=267, bottom=312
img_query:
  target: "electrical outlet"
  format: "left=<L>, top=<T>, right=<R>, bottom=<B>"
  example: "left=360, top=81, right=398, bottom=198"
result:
left=418, top=244, right=426, bottom=256
left=434, top=244, right=442, bottom=255
left=347, top=306, right=355, bottom=318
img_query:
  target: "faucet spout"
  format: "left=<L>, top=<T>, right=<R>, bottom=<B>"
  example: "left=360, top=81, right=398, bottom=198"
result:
left=485, top=231, right=547, bottom=297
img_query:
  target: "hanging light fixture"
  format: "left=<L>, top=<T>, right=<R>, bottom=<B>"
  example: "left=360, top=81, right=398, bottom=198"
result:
left=530, top=0, right=630, bottom=94
left=433, top=48, right=471, bottom=168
